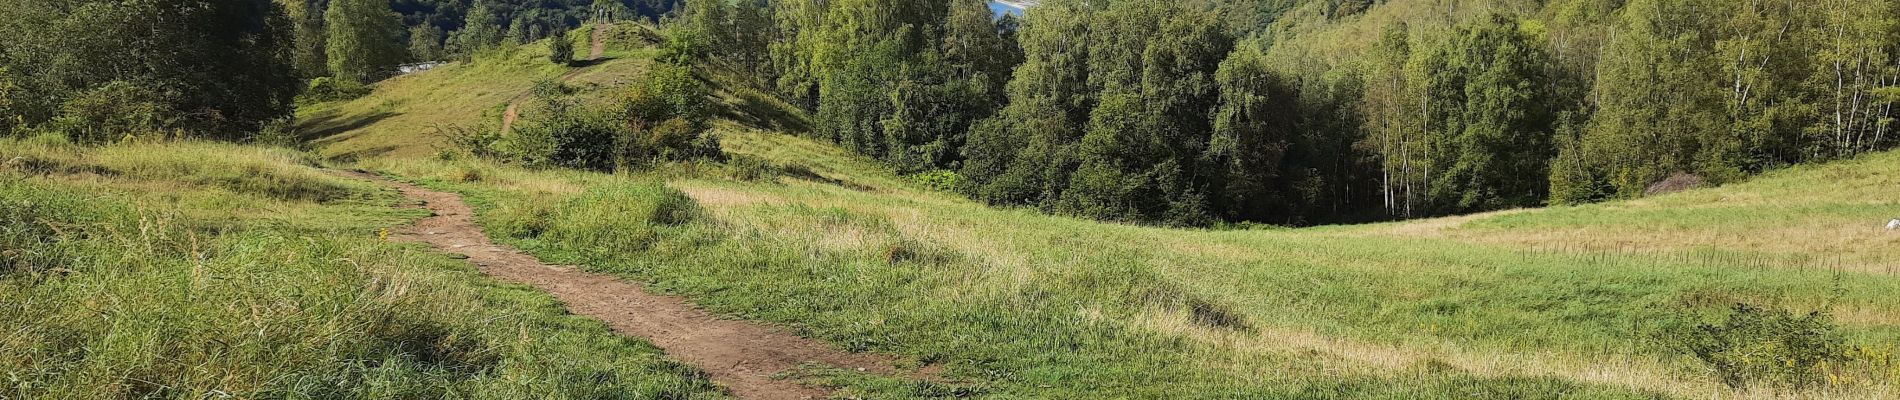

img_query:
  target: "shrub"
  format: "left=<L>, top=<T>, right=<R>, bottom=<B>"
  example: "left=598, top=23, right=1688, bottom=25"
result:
left=620, top=117, right=723, bottom=168
left=908, top=170, right=961, bottom=192
left=51, top=81, right=169, bottom=144
left=726, top=154, right=776, bottom=182
left=469, top=66, right=721, bottom=172
left=253, top=117, right=301, bottom=148
left=549, top=32, right=575, bottom=65
left=437, top=122, right=505, bottom=160
left=1671, top=303, right=1848, bottom=391
left=302, top=77, right=372, bottom=103
left=501, top=86, right=619, bottom=171
left=644, top=62, right=708, bottom=122
left=659, top=27, right=702, bottom=64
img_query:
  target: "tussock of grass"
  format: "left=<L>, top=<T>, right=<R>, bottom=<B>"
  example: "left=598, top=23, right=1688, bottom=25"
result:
left=535, top=182, right=702, bottom=253
left=0, top=142, right=725, bottom=399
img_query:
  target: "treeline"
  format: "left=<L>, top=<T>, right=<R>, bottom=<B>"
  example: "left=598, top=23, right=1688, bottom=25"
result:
left=678, top=0, right=1900, bottom=225
left=0, top=0, right=654, bottom=143
left=289, top=0, right=677, bottom=84
left=1273, top=0, right=1900, bottom=215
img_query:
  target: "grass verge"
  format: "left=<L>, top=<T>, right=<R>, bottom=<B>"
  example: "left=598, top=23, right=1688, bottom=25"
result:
left=0, top=136, right=726, bottom=399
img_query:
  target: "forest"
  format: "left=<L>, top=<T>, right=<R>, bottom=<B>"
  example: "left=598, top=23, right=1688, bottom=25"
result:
left=4, top=0, right=1900, bottom=226
left=677, top=0, right=1900, bottom=225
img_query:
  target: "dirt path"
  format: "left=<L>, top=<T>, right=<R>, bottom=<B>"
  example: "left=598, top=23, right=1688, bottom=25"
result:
left=590, top=22, right=608, bottom=60
left=343, top=171, right=920, bottom=399
left=499, top=103, right=519, bottom=134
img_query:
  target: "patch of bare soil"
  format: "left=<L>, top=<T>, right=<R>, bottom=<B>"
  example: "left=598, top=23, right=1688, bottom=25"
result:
left=499, top=102, right=519, bottom=134
left=341, top=171, right=924, bottom=399
left=591, top=23, right=608, bottom=60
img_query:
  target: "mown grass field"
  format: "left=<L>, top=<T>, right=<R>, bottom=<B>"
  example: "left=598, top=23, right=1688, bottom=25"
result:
left=0, top=135, right=725, bottom=399
left=283, top=22, right=1900, bottom=399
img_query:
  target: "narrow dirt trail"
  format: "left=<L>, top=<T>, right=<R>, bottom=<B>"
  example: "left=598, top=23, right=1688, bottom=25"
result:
left=499, top=103, right=519, bottom=134
left=343, top=171, right=920, bottom=399
left=590, top=22, right=608, bottom=60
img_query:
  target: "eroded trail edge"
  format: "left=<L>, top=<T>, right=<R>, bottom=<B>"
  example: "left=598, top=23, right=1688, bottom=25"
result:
left=345, top=171, right=917, bottom=400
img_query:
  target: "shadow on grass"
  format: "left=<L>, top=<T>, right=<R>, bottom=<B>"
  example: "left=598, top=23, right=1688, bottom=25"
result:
left=297, top=111, right=398, bottom=144
left=714, top=89, right=813, bottom=133
left=569, top=57, right=615, bottom=69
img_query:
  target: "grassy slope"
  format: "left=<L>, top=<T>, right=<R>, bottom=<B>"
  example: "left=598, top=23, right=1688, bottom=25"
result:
left=1328, top=151, right=1900, bottom=274
left=297, top=26, right=661, bottom=160
left=0, top=135, right=726, bottom=399
left=305, top=22, right=1900, bottom=399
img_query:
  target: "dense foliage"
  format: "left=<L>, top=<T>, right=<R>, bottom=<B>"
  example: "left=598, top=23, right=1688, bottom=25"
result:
left=681, top=0, right=1900, bottom=225
left=0, top=0, right=675, bottom=142
left=0, top=0, right=299, bottom=142
left=457, top=62, right=723, bottom=171
left=284, top=0, right=680, bottom=74
left=327, top=0, right=411, bottom=84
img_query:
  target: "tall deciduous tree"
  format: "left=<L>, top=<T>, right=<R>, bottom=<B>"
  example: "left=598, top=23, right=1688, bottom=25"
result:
left=453, top=1, right=505, bottom=57
left=326, top=0, right=408, bottom=84
left=409, top=22, right=447, bottom=62
left=281, top=0, right=330, bottom=79
left=1420, top=14, right=1559, bottom=212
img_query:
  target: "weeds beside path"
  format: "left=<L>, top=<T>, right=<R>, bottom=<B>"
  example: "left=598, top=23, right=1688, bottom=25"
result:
left=338, top=170, right=927, bottom=399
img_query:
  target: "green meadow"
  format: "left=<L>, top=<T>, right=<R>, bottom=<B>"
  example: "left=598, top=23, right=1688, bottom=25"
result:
left=4, top=17, right=1897, bottom=399
left=0, top=137, right=724, bottom=399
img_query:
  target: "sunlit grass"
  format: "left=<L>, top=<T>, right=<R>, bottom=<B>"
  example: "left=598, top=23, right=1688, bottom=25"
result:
left=1336, top=150, right=1900, bottom=277
left=0, top=138, right=726, bottom=399
left=349, top=90, right=1900, bottom=399
left=315, top=20, right=1900, bottom=397
left=296, top=23, right=660, bottom=160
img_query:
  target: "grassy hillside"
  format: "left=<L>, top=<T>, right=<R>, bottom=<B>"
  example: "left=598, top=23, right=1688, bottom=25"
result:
left=0, top=135, right=724, bottom=398
left=289, top=20, right=1900, bottom=399
left=1330, top=150, right=1900, bottom=278
left=297, top=24, right=664, bottom=160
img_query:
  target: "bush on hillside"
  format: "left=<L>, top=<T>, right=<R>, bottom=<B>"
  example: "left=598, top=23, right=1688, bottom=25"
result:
left=1669, top=303, right=1849, bottom=391
left=301, top=77, right=373, bottom=103
left=534, top=183, right=701, bottom=253
left=50, top=81, right=171, bottom=144
left=908, top=170, right=961, bottom=192
left=549, top=32, right=576, bottom=65
left=463, top=63, right=722, bottom=172
left=502, top=87, right=620, bottom=170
